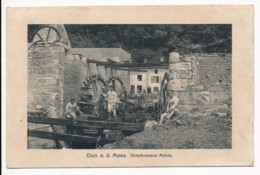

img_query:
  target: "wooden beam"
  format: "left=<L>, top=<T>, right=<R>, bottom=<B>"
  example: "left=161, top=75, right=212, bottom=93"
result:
left=28, top=116, right=144, bottom=132
left=86, top=116, right=105, bottom=121
left=108, top=67, right=148, bottom=72
left=87, top=59, right=168, bottom=69
left=105, top=67, right=111, bottom=80
left=28, top=130, right=98, bottom=143
left=86, top=61, right=92, bottom=77
left=28, top=116, right=72, bottom=126
left=75, top=120, right=144, bottom=132
left=28, top=113, right=97, bottom=118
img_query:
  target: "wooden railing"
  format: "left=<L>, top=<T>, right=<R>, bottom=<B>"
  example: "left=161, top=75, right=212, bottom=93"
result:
left=28, top=116, right=144, bottom=131
left=28, top=116, right=145, bottom=146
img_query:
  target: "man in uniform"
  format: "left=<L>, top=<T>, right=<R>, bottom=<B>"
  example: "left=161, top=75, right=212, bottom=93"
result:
left=159, top=90, right=179, bottom=125
left=104, top=84, right=117, bottom=119
left=65, top=98, right=79, bottom=134
left=65, top=98, right=79, bottom=120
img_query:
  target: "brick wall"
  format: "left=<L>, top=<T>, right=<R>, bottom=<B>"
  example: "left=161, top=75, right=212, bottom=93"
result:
left=197, top=53, right=231, bottom=91
left=178, top=53, right=232, bottom=112
left=197, top=53, right=231, bottom=106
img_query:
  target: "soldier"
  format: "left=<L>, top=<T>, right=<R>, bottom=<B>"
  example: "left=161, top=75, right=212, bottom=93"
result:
left=65, top=98, right=79, bottom=134
left=65, top=98, right=79, bottom=120
left=159, top=90, right=179, bottom=125
left=103, top=84, right=117, bottom=119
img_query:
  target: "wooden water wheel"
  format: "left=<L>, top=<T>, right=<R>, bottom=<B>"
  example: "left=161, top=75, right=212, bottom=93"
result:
left=31, top=25, right=61, bottom=43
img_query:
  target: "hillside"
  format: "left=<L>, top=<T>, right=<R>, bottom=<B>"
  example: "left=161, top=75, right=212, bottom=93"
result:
left=28, top=24, right=232, bottom=63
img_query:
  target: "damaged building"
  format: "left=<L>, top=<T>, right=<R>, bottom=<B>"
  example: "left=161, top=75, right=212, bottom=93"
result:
left=27, top=24, right=231, bottom=149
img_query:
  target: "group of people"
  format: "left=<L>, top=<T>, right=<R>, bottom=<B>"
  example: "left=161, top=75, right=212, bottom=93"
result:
left=65, top=84, right=179, bottom=126
left=65, top=84, right=117, bottom=121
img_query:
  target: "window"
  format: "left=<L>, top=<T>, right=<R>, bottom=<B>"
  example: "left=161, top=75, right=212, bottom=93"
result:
left=137, top=75, right=142, bottom=81
left=151, top=76, right=160, bottom=83
left=153, top=87, right=159, bottom=92
left=130, top=85, right=135, bottom=94
left=155, top=69, right=158, bottom=74
left=147, top=87, right=151, bottom=93
left=137, top=85, right=142, bottom=92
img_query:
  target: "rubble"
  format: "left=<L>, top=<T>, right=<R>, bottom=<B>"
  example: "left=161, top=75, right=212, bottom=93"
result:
left=104, top=130, right=124, bottom=142
left=35, top=105, right=43, bottom=110
left=144, top=120, right=158, bottom=130
left=103, top=107, right=232, bottom=149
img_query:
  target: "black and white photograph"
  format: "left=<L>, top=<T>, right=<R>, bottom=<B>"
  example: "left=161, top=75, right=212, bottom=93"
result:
left=27, top=24, right=232, bottom=149
left=5, top=4, right=255, bottom=169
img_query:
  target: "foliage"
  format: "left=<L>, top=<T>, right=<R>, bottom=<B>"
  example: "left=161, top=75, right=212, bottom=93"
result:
left=28, top=24, right=231, bottom=62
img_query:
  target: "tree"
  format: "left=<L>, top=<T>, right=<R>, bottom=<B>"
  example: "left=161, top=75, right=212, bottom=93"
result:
left=28, top=24, right=232, bottom=62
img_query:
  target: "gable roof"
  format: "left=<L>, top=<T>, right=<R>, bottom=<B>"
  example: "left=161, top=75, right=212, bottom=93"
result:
left=70, top=48, right=131, bottom=62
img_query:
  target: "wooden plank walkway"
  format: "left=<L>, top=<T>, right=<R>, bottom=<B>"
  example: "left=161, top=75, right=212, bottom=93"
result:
left=28, top=116, right=145, bottom=132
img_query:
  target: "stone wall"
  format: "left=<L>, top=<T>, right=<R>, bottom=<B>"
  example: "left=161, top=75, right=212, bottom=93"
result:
left=197, top=54, right=231, bottom=90
left=169, top=63, right=190, bottom=91
left=28, top=43, right=67, bottom=149
left=177, top=53, right=232, bottom=112
left=28, top=42, right=90, bottom=148
left=197, top=54, right=231, bottom=106
left=28, top=44, right=90, bottom=116
left=28, top=43, right=65, bottom=116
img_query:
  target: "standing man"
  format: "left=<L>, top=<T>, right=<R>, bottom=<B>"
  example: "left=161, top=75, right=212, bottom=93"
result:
left=65, top=98, right=79, bottom=134
left=105, top=84, right=117, bottom=119
left=159, top=90, right=179, bottom=125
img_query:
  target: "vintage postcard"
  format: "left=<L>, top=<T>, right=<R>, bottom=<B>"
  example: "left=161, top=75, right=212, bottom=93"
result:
left=6, top=6, right=253, bottom=167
